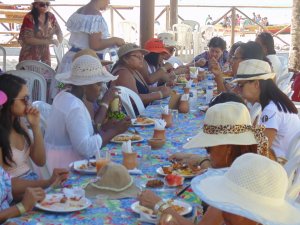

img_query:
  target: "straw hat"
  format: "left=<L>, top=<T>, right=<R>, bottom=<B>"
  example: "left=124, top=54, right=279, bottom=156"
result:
left=0, top=90, right=7, bottom=106
left=84, top=162, right=139, bottom=199
left=144, top=38, right=170, bottom=54
left=191, top=153, right=300, bottom=225
left=183, top=102, right=257, bottom=149
left=55, top=55, right=117, bottom=86
left=231, top=59, right=276, bottom=83
left=117, top=43, right=148, bottom=59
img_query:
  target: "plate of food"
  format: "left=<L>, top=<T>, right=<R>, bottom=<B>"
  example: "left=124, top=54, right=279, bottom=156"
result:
left=131, top=117, right=155, bottom=126
left=156, top=162, right=203, bottom=178
left=35, top=193, right=91, bottom=213
left=110, top=133, right=144, bottom=144
left=131, top=199, right=192, bottom=217
left=72, top=159, right=96, bottom=174
left=176, top=75, right=188, bottom=85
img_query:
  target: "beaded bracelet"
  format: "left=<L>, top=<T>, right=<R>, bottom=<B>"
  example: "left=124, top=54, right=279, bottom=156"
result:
left=16, top=202, right=26, bottom=215
left=153, top=200, right=165, bottom=214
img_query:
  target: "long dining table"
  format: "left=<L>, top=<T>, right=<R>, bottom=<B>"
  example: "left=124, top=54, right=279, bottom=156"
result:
left=10, top=87, right=208, bottom=225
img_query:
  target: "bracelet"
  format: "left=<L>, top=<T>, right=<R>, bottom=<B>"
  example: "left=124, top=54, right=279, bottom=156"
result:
left=96, top=123, right=102, bottom=132
left=16, top=202, right=26, bottom=215
left=158, top=202, right=172, bottom=215
left=160, top=67, right=167, bottom=73
left=158, top=91, right=163, bottom=99
left=99, top=102, right=109, bottom=110
left=198, top=158, right=211, bottom=167
left=153, top=200, right=165, bottom=214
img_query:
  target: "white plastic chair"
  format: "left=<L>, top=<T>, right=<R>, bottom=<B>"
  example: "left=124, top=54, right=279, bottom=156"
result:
left=166, top=56, right=183, bottom=68
left=116, top=86, right=145, bottom=118
left=277, top=72, right=294, bottom=95
left=172, top=23, right=193, bottom=62
left=16, top=60, right=56, bottom=103
left=32, top=101, right=52, bottom=135
left=0, top=46, right=6, bottom=72
left=6, top=70, right=47, bottom=102
left=118, top=20, right=138, bottom=43
left=201, top=25, right=216, bottom=47
left=157, top=32, right=176, bottom=47
left=53, top=38, right=70, bottom=66
left=181, top=20, right=201, bottom=32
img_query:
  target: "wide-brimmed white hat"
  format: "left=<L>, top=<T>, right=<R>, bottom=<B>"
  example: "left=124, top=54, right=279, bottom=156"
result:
left=191, top=153, right=300, bottom=225
left=184, top=102, right=258, bottom=149
left=231, top=59, right=276, bottom=82
left=55, top=55, right=118, bottom=86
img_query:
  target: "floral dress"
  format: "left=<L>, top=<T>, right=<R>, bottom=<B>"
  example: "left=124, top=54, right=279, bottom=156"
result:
left=0, top=166, right=13, bottom=210
left=18, top=11, right=62, bottom=66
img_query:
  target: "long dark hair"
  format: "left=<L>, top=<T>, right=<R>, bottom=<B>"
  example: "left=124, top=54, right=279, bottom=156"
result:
left=259, top=79, right=298, bottom=114
left=0, top=74, right=31, bottom=165
left=256, top=32, right=276, bottom=55
left=31, top=3, right=49, bottom=33
left=144, top=52, right=160, bottom=68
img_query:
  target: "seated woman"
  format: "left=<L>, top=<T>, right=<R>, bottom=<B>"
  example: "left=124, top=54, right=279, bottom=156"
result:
left=0, top=90, right=67, bottom=224
left=111, top=43, right=171, bottom=107
left=138, top=101, right=274, bottom=225
left=212, top=41, right=266, bottom=93
left=138, top=38, right=177, bottom=87
left=188, top=36, right=228, bottom=70
left=232, top=59, right=300, bottom=162
left=0, top=75, right=46, bottom=180
left=255, top=32, right=283, bottom=81
left=45, top=53, right=131, bottom=171
left=192, top=153, right=300, bottom=225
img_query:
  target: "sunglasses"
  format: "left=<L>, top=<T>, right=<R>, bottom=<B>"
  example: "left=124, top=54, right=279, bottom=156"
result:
left=14, top=95, right=31, bottom=105
left=38, top=2, right=50, bottom=7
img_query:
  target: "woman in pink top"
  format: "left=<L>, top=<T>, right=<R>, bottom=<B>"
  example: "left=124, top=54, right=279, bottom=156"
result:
left=0, top=74, right=46, bottom=180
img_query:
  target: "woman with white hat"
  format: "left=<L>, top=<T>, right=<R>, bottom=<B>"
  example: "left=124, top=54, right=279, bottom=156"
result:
left=191, top=153, right=300, bottom=225
left=56, top=0, right=125, bottom=74
left=44, top=52, right=131, bottom=171
left=138, top=102, right=274, bottom=225
left=18, top=0, right=63, bottom=66
left=232, top=59, right=300, bottom=162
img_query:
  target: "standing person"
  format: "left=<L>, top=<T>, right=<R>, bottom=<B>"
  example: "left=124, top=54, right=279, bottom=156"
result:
left=232, top=59, right=300, bottom=162
left=18, top=0, right=63, bottom=66
left=57, top=0, right=125, bottom=74
left=0, top=74, right=46, bottom=180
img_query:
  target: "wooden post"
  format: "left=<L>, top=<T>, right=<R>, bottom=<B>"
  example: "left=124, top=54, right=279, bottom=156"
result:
left=140, top=0, right=155, bottom=47
left=170, top=0, right=178, bottom=28
left=166, top=6, right=170, bottom=30
left=231, top=7, right=236, bottom=46
left=110, top=7, right=114, bottom=37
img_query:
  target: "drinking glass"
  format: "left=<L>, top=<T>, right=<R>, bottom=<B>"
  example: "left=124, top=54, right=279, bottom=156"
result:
left=170, top=109, right=179, bottom=121
left=138, top=145, right=152, bottom=173
left=96, top=150, right=111, bottom=172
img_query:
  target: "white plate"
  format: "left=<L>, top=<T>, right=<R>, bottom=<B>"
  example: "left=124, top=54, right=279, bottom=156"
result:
left=198, top=105, right=208, bottom=112
left=131, top=199, right=192, bottom=217
left=131, top=118, right=155, bottom=126
left=110, top=133, right=144, bottom=144
left=156, top=167, right=200, bottom=178
left=35, top=193, right=91, bottom=213
left=73, top=159, right=96, bottom=174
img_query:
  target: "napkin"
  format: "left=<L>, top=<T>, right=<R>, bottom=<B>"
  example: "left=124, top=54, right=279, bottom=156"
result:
left=128, top=168, right=143, bottom=175
left=161, top=105, right=169, bottom=115
left=185, top=80, right=193, bottom=88
left=154, top=119, right=167, bottom=130
left=122, top=140, right=132, bottom=153
left=181, top=94, right=190, bottom=101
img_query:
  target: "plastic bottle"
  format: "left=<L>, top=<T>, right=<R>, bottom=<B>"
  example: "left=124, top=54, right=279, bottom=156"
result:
left=206, top=75, right=214, bottom=104
left=189, top=83, right=198, bottom=110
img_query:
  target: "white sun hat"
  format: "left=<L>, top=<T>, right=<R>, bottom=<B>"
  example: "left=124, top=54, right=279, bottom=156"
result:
left=183, top=102, right=258, bottom=149
left=55, top=55, right=118, bottom=86
left=231, top=59, right=276, bottom=83
left=191, top=153, right=300, bottom=225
